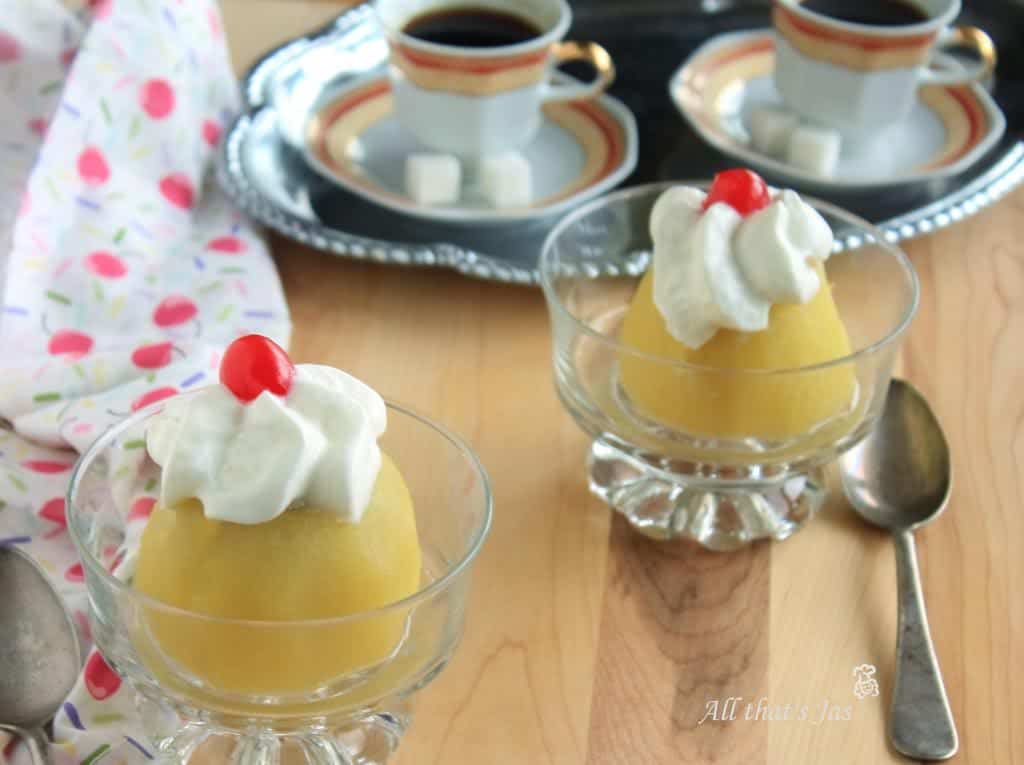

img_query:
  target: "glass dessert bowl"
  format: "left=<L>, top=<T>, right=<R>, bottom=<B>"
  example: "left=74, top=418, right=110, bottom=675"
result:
left=540, top=175, right=918, bottom=551
left=67, top=338, right=491, bottom=764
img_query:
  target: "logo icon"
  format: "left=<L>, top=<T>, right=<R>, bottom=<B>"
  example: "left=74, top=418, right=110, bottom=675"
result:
left=853, top=664, right=880, bottom=700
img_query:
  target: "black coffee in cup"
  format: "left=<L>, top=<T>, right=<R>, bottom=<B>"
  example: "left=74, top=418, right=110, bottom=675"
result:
left=800, top=0, right=928, bottom=26
left=402, top=5, right=542, bottom=47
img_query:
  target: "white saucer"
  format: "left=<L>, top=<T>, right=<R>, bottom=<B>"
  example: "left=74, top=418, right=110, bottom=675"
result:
left=670, top=30, right=1006, bottom=190
left=304, top=76, right=638, bottom=225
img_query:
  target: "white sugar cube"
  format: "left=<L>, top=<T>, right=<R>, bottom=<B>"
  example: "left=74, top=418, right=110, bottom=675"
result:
left=786, top=125, right=841, bottom=178
left=480, top=152, right=532, bottom=208
left=749, top=105, right=799, bottom=157
left=405, top=153, right=461, bottom=206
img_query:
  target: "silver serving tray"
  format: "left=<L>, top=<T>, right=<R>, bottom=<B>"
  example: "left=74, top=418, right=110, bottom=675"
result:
left=219, top=2, right=1024, bottom=284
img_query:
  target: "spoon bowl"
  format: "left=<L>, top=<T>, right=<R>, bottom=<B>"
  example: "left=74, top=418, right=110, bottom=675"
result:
left=0, top=544, right=82, bottom=764
left=841, top=379, right=952, bottom=532
left=839, top=378, right=958, bottom=761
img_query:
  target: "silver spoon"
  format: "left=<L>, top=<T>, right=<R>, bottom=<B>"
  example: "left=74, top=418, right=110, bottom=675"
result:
left=0, top=545, right=82, bottom=765
left=839, top=378, right=957, bottom=760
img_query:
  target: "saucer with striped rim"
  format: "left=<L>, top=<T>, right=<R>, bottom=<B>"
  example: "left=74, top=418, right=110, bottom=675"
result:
left=304, top=74, right=638, bottom=226
left=670, top=30, right=1005, bottom=190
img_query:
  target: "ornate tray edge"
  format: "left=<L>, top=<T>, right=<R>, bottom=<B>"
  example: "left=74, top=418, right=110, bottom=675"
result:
left=227, top=5, right=1024, bottom=284
left=218, top=113, right=542, bottom=285
left=242, top=4, right=378, bottom=110
left=875, top=142, right=1024, bottom=244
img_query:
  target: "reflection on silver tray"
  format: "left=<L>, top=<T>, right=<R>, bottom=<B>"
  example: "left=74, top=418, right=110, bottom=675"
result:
left=219, top=2, right=1024, bottom=285
left=219, top=110, right=585, bottom=284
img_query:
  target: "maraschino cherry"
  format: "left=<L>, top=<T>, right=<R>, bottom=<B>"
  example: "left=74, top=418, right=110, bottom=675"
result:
left=219, top=334, right=295, bottom=403
left=701, top=168, right=771, bottom=216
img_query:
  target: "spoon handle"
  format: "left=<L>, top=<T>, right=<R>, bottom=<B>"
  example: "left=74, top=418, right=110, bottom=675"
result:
left=890, top=530, right=958, bottom=760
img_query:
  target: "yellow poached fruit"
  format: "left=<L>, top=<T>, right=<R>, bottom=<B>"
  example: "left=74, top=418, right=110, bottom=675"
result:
left=619, top=262, right=856, bottom=439
left=133, top=452, right=421, bottom=695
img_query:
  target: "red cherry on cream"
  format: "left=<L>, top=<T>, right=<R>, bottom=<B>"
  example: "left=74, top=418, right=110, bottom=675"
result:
left=220, top=334, right=295, bottom=403
left=131, top=341, right=174, bottom=369
left=153, top=295, right=197, bottom=327
left=48, top=329, right=94, bottom=356
left=701, top=169, right=770, bottom=217
left=84, top=651, right=122, bottom=700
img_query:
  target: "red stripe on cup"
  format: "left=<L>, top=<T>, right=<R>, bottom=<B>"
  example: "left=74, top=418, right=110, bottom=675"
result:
left=776, top=5, right=935, bottom=51
left=395, top=43, right=548, bottom=74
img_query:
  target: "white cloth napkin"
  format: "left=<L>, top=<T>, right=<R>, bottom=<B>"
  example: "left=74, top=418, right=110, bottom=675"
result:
left=0, top=1, right=290, bottom=761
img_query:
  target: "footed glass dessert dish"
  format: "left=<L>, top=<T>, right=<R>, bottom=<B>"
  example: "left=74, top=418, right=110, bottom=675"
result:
left=67, top=400, right=491, bottom=764
left=540, top=182, right=918, bottom=551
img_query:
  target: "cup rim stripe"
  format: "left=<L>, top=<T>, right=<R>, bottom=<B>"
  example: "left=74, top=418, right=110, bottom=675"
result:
left=775, top=5, right=936, bottom=50
left=394, top=43, right=550, bottom=74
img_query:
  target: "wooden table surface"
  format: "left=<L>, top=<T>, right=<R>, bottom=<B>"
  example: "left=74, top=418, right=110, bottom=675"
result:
left=224, top=3, right=1022, bottom=763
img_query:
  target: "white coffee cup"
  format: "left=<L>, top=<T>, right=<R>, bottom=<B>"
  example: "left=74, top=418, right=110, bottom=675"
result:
left=374, top=0, right=615, bottom=157
left=772, top=0, right=996, bottom=138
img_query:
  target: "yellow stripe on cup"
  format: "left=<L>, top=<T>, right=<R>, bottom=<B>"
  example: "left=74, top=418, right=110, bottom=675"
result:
left=774, top=5, right=935, bottom=71
left=390, top=43, right=549, bottom=96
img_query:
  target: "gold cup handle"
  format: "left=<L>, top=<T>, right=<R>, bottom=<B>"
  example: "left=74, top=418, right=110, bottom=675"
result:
left=925, top=25, right=997, bottom=85
left=543, top=41, right=616, bottom=103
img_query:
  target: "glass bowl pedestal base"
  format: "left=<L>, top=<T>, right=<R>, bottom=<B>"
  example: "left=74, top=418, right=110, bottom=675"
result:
left=587, top=438, right=828, bottom=551
left=138, top=691, right=412, bottom=765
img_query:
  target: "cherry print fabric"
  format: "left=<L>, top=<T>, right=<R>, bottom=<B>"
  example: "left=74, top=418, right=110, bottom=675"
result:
left=0, top=1, right=290, bottom=762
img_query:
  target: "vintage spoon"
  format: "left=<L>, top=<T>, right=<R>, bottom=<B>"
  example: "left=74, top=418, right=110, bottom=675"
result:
left=839, top=378, right=957, bottom=760
left=0, top=545, right=82, bottom=765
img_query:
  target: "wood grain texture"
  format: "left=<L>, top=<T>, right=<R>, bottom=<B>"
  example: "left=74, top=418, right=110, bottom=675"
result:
left=223, top=3, right=1022, bottom=763
left=587, top=518, right=769, bottom=764
left=898, top=194, right=1024, bottom=765
left=273, top=247, right=612, bottom=765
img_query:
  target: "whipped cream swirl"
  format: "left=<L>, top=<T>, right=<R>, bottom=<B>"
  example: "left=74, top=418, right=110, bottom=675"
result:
left=651, top=188, right=833, bottom=349
left=146, top=364, right=386, bottom=524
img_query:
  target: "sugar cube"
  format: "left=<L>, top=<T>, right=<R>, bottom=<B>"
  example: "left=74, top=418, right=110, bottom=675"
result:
left=405, top=153, right=461, bottom=206
left=480, top=153, right=532, bottom=209
left=785, top=125, right=841, bottom=178
left=749, top=105, right=799, bottom=157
